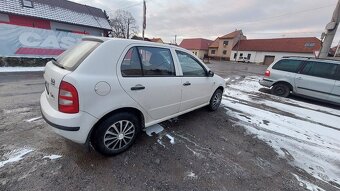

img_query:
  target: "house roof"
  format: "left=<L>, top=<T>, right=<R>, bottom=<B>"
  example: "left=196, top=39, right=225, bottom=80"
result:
left=220, top=30, right=242, bottom=39
left=208, top=30, right=244, bottom=48
left=0, top=0, right=111, bottom=30
left=209, top=38, right=220, bottom=48
left=179, top=38, right=213, bottom=50
left=150, top=38, right=163, bottom=43
left=232, top=37, right=321, bottom=53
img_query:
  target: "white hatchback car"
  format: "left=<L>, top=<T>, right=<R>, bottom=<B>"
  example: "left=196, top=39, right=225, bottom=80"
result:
left=41, top=37, right=225, bottom=155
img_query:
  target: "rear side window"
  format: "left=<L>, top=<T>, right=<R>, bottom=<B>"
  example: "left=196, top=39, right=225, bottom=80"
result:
left=272, top=59, right=303, bottom=73
left=301, top=61, right=338, bottom=80
left=56, top=41, right=101, bottom=71
left=121, top=47, right=143, bottom=77
left=121, top=46, right=175, bottom=77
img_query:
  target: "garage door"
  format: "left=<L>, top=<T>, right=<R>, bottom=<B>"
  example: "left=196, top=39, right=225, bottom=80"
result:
left=263, top=56, right=275, bottom=65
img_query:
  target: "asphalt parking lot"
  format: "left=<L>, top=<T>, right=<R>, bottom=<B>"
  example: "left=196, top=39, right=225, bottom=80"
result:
left=0, top=61, right=339, bottom=191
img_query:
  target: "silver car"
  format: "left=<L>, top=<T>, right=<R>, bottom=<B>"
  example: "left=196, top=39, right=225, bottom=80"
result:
left=259, top=56, right=340, bottom=104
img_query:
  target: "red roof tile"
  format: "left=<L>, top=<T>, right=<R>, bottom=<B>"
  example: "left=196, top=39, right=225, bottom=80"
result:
left=232, top=37, right=321, bottom=53
left=179, top=38, right=213, bottom=50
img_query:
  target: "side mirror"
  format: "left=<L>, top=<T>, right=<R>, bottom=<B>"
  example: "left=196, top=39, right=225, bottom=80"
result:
left=208, top=70, right=214, bottom=77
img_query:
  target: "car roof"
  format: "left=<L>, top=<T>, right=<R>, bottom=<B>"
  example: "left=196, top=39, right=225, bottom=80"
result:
left=82, top=36, right=181, bottom=50
left=281, top=56, right=340, bottom=64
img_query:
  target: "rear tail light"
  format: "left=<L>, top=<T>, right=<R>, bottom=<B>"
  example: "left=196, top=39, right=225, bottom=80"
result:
left=265, top=70, right=271, bottom=77
left=58, top=81, right=79, bottom=114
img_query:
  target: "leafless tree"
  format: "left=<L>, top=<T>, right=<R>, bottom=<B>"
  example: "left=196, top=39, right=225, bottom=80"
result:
left=109, top=10, right=139, bottom=39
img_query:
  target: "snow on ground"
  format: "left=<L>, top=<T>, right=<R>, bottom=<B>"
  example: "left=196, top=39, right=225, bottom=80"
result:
left=0, top=148, right=33, bottom=168
left=0, top=67, right=45, bottom=73
left=293, top=173, right=326, bottom=191
left=222, top=76, right=340, bottom=187
left=42, top=155, right=62, bottom=160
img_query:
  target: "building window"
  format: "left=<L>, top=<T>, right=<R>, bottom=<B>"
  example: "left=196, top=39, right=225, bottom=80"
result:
left=22, top=0, right=34, bottom=8
left=223, top=41, right=229, bottom=46
left=211, top=50, right=216, bottom=54
left=247, top=54, right=251, bottom=59
left=223, top=50, right=227, bottom=55
left=239, top=53, right=243, bottom=59
left=234, top=53, right=237, bottom=59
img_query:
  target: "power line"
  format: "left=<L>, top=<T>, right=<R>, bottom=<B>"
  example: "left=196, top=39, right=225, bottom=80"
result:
left=233, top=4, right=336, bottom=26
left=106, top=0, right=154, bottom=12
left=247, top=31, right=322, bottom=35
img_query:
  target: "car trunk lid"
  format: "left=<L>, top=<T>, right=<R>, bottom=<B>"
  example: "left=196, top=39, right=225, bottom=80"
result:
left=44, top=61, right=71, bottom=110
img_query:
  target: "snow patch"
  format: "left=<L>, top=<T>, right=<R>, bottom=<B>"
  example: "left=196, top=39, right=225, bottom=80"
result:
left=166, top=134, right=175, bottom=144
left=293, top=174, right=325, bottom=191
left=223, top=76, right=340, bottom=184
left=42, top=155, right=62, bottom=160
left=0, top=148, right=33, bottom=168
left=0, top=67, right=45, bottom=73
left=185, top=171, right=198, bottom=180
left=25, top=116, right=42, bottom=122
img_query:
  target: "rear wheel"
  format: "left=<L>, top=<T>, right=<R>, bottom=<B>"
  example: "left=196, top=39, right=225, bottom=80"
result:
left=208, top=89, right=223, bottom=111
left=271, top=83, right=290, bottom=97
left=92, top=112, right=141, bottom=156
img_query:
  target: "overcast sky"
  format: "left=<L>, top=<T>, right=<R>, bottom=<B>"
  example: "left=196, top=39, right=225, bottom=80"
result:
left=71, top=0, right=339, bottom=46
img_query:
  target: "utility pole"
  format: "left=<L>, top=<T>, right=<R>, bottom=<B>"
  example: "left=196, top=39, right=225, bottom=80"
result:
left=174, top=35, right=177, bottom=45
left=142, top=0, right=146, bottom=40
left=318, top=0, right=340, bottom=58
left=127, top=18, right=130, bottom=39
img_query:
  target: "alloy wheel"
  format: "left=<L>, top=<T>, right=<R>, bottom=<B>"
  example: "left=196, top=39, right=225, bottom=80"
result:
left=103, top=120, right=135, bottom=150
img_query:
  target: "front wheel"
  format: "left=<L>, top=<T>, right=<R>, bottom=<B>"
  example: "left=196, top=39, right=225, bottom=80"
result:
left=208, top=89, right=223, bottom=111
left=91, top=112, right=141, bottom=156
left=271, top=83, right=290, bottom=97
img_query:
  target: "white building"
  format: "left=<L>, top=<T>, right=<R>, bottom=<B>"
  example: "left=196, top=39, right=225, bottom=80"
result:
left=231, top=37, right=321, bottom=65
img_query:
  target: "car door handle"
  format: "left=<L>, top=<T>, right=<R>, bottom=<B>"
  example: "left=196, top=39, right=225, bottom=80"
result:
left=183, top=82, right=191, bottom=86
left=296, top=77, right=303, bottom=80
left=131, top=85, right=145, bottom=91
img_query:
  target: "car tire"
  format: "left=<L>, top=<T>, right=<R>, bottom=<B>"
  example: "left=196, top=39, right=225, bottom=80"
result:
left=271, top=83, right=290, bottom=98
left=208, top=89, right=223, bottom=111
left=91, top=112, right=141, bottom=156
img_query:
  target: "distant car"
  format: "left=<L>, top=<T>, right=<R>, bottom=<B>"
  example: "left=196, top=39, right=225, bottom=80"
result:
left=40, top=37, right=225, bottom=156
left=259, top=56, right=340, bottom=104
left=238, top=57, right=250, bottom=63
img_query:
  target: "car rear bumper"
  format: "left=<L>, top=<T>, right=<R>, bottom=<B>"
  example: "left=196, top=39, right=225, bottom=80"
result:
left=259, top=78, right=274, bottom=87
left=40, top=91, right=98, bottom=144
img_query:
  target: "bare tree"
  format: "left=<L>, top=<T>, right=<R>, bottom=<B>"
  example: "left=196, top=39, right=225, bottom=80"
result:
left=109, top=10, right=139, bottom=39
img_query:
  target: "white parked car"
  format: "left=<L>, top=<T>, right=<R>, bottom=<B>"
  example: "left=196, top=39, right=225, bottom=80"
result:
left=40, top=37, right=225, bottom=156
left=259, top=56, right=340, bottom=104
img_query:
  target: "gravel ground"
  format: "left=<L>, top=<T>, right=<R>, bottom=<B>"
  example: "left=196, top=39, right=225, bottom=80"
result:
left=0, top=61, right=338, bottom=191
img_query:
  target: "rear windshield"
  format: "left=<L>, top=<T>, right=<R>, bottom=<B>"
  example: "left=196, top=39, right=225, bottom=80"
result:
left=55, top=41, right=101, bottom=71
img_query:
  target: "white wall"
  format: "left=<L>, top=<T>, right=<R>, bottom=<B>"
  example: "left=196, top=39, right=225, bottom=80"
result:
left=230, top=50, right=315, bottom=63
left=191, top=49, right=208, bottom=59
left=50, top=21, right=105, bottom=36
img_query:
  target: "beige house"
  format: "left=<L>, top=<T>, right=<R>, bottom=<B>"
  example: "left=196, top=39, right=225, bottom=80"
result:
left=179, top=38, right=213, bottom=59
left=208, top=30, right=246, bottom=60
left=150, top=38, right=164, bottom=43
